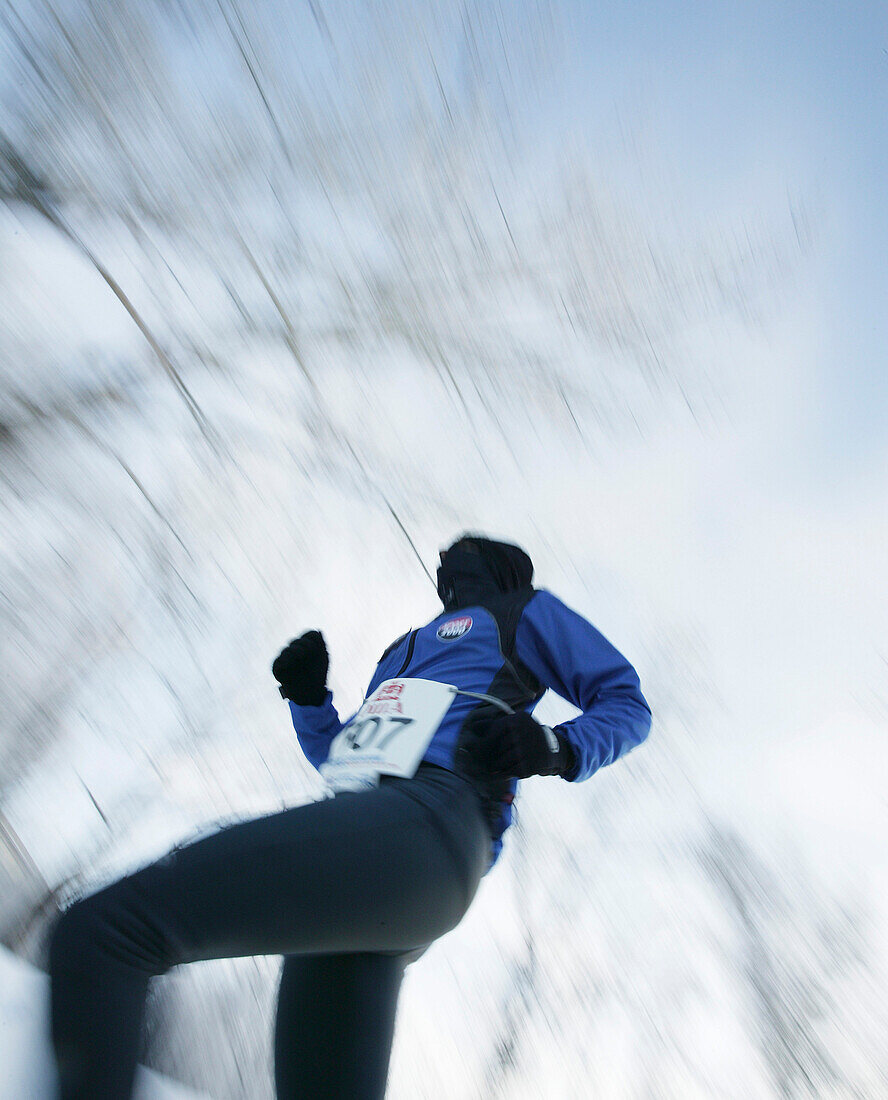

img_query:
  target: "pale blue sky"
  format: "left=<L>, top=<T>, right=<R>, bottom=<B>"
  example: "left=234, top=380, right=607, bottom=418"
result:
left=7, top=0, right=882, bottom=478
left=552, top=1, right=888, bottom=472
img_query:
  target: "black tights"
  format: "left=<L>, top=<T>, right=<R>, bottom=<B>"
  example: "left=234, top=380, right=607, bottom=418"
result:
left=48, top=765, right=491, bottom=1099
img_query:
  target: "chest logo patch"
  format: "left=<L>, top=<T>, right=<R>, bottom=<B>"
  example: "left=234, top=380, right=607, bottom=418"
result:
left=436, top=616, right=473, bottom=641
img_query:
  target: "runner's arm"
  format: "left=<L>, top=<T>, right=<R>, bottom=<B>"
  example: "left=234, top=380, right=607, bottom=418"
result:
left=287, top=693, right=345, bottom=770
left=515, top=590, right=652, bottom=781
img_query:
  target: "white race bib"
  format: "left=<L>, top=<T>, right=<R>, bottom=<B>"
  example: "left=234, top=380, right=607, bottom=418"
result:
left=320, top=678, right=457, bottom=793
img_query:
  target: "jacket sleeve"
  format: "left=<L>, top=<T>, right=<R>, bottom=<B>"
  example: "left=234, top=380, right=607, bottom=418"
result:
left=515, top=590, right=652, bottom=782
left=287, top=692, right=345, bottom=771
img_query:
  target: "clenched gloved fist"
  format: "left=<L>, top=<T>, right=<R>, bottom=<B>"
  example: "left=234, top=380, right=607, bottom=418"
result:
left=272, top=630, right=329, bottom=706
left=456, top=705, right=576, bottom=781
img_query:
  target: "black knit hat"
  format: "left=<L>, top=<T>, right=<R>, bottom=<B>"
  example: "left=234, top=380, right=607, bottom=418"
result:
left=437, top=534, right=534, bottom=609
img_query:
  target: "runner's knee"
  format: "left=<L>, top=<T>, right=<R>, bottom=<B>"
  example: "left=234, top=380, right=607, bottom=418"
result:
left=49, top=882, right=174, bottom=978
left=49, top=896, right=106, bottom=976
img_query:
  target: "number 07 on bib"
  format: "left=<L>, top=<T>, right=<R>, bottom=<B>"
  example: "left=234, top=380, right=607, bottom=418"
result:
left=319, top=678, right=457, bottom=793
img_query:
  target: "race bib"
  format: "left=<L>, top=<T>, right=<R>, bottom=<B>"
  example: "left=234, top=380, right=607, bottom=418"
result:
left=320, top=678, right=456, bottom=793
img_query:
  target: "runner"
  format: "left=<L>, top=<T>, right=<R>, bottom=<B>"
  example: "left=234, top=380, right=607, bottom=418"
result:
left=49, top=534, right=651, bottom=1099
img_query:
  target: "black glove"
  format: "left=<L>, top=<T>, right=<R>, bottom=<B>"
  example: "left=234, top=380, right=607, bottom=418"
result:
left=456, top=705, right=576, bottom=781
left=272, top=630, right=329, bottom=705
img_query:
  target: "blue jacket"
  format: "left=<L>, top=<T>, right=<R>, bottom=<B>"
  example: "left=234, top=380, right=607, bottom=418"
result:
left=287, top=589, right=651, bottom=866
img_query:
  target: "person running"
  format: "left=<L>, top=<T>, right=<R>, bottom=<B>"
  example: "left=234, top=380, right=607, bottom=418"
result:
left=48, top=534, right=652, bottom=1099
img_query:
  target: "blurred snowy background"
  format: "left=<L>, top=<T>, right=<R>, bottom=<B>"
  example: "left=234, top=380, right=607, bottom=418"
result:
left=1, top=1, right=886, bottom=1097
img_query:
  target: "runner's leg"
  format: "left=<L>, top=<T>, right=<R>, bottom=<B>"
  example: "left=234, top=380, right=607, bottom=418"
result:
left=274, top=952, right=408, bottom=1100
left=49, top=768, right=488, bottom=1100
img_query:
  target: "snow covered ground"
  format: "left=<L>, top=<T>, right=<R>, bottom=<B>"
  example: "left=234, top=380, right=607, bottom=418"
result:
left=0, top=947, right=212, bottom=1099
left=2, top=2, right=887, bottom=1097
